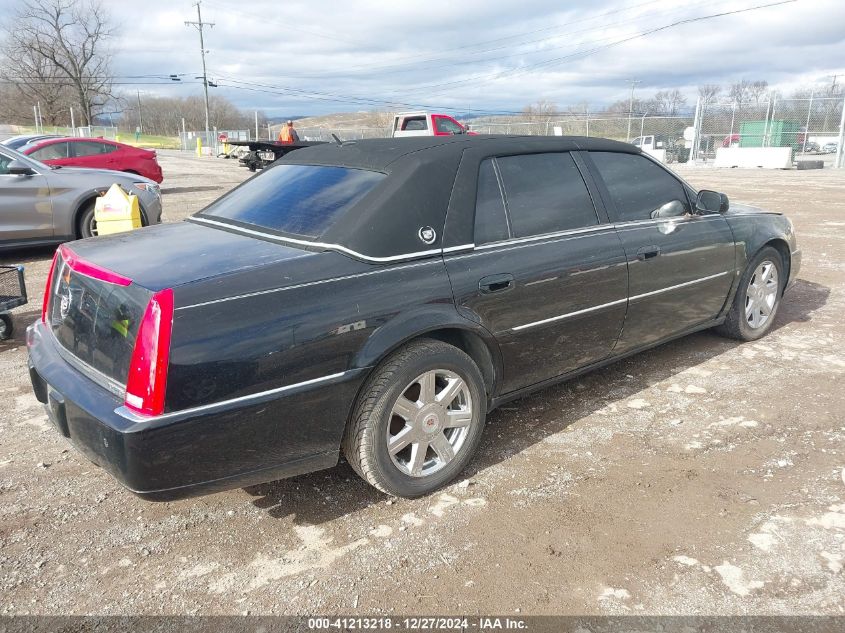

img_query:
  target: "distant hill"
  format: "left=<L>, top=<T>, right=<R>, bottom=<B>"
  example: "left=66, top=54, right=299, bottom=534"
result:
left=271, top=112, right=391, bottom=134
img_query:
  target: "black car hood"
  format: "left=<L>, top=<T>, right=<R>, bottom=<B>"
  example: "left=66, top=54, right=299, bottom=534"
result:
left=724, top=202, right=781, bottom=216
left=67, top=220, right=329, bottom=291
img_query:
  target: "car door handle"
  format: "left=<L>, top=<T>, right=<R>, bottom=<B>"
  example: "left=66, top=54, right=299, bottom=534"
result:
left=479, top=273, right=514, bottom=294
left=636, top=245, right=661, bottom=261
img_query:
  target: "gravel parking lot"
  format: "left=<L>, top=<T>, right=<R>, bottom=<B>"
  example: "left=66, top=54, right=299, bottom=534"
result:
left=1, top=151, right=843, bottom=616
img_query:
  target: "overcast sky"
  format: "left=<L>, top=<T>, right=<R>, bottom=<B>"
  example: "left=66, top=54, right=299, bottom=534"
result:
left=4, top=0, right=844, bottom=117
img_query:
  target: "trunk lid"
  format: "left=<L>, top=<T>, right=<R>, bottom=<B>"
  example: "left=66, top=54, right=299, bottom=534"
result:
left=66, top=220, right=315, bottom=291
left=46, top=221, right=321, bottom=388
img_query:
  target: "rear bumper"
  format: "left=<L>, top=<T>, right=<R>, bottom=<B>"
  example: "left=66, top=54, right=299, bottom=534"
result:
left=26, top=321, right=365, bottom=501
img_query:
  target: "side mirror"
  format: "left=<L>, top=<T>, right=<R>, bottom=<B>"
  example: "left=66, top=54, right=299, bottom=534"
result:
left=7, top=160, right=35, bottom=176
left=696, top=189, right=729, bottom=214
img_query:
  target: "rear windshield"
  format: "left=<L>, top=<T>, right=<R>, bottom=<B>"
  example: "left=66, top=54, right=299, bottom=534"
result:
left=200, top=164, right=385, bottom=239
left=48, top=253, right=150, bottom=387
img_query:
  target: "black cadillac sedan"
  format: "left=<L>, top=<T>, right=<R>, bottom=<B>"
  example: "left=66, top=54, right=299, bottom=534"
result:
left=27, top=136, right=801, bottom=500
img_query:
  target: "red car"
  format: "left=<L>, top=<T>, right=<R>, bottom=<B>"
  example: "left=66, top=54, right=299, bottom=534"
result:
left=22, top=137, right=163, bottom=183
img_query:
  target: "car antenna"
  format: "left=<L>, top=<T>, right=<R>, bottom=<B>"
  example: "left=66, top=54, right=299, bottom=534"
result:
left=330, top=133, right=356, bottom=147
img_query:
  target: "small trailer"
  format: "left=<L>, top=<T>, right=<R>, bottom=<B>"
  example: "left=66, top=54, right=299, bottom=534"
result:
left=227, top=140, right=324, bottom=171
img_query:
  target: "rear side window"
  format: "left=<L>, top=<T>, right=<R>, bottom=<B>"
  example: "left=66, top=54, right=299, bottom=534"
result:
left=402, top=117, right=428, bottom=131
left=201, top=164, right=385, bottom=239
left=474, top=159, right=509, bottom=244
left=72, top=141, right=115, bottom=157
left=30, top=142, right=69, bottom=160
left=590, top=152, right=690, bottom=222
left=496, top=153, right=598, bottom=238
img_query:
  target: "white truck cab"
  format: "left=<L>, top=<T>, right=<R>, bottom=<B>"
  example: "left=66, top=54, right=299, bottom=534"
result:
left=392, top=112, right=471, bottom=137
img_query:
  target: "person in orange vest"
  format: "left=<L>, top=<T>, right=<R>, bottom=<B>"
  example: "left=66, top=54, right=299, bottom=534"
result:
left=278, top=120, right=300, bottom=144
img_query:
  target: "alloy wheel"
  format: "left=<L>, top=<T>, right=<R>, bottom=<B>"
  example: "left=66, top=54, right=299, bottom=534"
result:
left=88, top=214, right=99, bottom=237
left=745, top=260, right=778, bottom=329
left=386, top=369, right=474, bottom=477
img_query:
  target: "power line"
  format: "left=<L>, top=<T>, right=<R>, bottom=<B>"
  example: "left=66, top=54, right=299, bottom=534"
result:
left=301, top=0, right=724, bottom=79
left=393, top=0, right=799, bottom=97
left=204, top=0, right=670, bottom=79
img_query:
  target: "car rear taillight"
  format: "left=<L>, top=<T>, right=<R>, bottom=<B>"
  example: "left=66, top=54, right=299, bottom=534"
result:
left=58, top=244, right=132, bottom=286
left=124, top=288, right=174, bottom=416
left=41, top=248, right=59, bottom=323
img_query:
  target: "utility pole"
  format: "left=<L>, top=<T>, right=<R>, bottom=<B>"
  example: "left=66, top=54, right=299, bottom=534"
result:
left=185, top=1, right=214, bottom=154
left=136, top=90, right=143, bottom=135
left=626, top=79, right=641, bottom=142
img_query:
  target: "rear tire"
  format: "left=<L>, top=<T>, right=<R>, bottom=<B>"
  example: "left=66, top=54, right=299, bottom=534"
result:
left=342, top=339, right=487, bottom=497
left=716, top=246, right=784, bottom=341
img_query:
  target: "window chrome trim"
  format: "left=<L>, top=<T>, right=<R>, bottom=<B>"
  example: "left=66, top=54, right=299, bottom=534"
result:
left=476, top=224, right=609, bottom=250
left=468, top=224, right=613, bottom=253
left=510, top=270, right=734, bottom=332
left=115, top=371, right=351, bottom=423
left=612, top=215, right=724, bottom=230
left=189, top=216, right=473, bottom=263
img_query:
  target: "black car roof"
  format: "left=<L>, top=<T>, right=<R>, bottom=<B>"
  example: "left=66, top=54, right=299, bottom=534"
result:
left=209, top=135, right=644, bottom=262
left=283, top=135, right=639, bottom=171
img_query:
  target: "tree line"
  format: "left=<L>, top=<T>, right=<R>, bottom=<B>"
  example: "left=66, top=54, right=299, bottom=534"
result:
left=0, top=0, right=267, bottom=134
left=523, top=78, right=843, bottom=121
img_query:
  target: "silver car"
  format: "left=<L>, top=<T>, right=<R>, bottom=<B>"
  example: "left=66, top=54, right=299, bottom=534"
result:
left=0, top=144, right=163, bottom=251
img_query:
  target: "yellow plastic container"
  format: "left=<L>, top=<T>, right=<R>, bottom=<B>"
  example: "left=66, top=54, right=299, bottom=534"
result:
left=94, top=184, right=142, bottom=236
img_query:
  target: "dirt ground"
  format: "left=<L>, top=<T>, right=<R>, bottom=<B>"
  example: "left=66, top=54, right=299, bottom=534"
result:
left=1, top=151, right=843, bottom=616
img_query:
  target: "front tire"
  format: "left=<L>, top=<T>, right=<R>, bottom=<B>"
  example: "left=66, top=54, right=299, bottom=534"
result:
left=342, top=339, right=487, bottom=497
left=717, top=246, right=784, bottom=341
left=77, top=202, right=97, bottom=239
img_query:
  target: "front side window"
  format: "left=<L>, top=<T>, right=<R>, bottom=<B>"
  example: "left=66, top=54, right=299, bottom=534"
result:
left=0, top=152, right=11, bottom=175
left=474, top=159, right=509, bottom=244
left=434, top=116, right=463, bottom=135
left=200, top=164, right=385, bottom=240
left=496, top=152, right=599, bottom=238
left=30, top=142, right=69, bottom=160
left=590, top=152, right=690, bottom=222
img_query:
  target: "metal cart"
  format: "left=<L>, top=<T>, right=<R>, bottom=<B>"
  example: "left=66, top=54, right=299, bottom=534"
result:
left=0, top=265, right=28, bottom=341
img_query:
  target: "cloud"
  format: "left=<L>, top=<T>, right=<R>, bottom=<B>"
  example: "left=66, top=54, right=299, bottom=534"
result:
left=6, top=0, right=845, bottom=115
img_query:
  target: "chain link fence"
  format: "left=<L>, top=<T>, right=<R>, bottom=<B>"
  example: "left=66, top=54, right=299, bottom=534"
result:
left=695, top=98, right=843, bottom=157
left=12, top=125, right=119, bottom=140
left=290, top=115, right=695, bottom=143
left=296, top=126, right=392, bottom=141
left=179, top=129, right=255, bottom=154
left=172, top=96, right=845, bottom=169
left=692, top=96, right=845, bottom=167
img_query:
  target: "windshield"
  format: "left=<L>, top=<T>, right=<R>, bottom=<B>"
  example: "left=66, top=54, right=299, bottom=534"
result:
left=199, top=163, right=386, bottom=240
